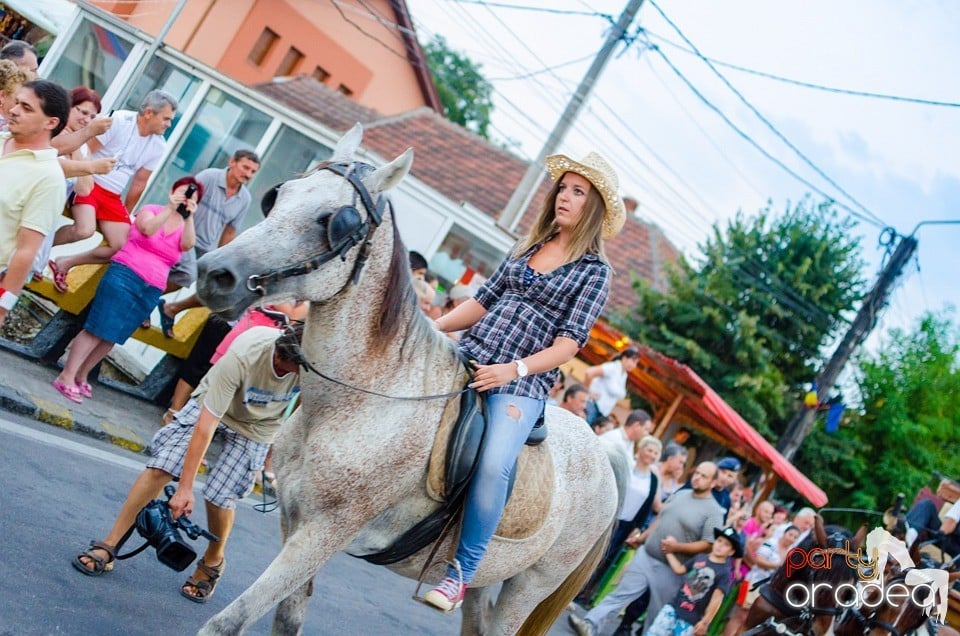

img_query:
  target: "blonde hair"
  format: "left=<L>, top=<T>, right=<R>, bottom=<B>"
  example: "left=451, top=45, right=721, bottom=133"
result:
left=512, top=174, right=609, bottom=264
left=0, top=59, right=27, bottom=101
left=638, top=435, right=663, bottom=453
left=413, top=278, right=434, bottom=304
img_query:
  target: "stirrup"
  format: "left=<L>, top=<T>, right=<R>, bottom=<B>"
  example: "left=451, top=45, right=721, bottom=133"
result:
left=412, top=559, right=463, bottom=613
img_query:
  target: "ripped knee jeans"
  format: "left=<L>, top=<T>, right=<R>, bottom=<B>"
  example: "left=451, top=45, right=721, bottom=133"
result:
left=452, top=393, right=544, bottom=584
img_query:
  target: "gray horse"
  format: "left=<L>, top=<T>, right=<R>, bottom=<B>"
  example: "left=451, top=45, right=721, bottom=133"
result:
left=194, top=124, right=626, bottom=635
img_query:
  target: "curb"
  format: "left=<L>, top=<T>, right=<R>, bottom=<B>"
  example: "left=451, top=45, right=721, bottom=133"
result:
left=0, top=384, right=271, bottom=496
left=0, top=384, right=149, bottom=454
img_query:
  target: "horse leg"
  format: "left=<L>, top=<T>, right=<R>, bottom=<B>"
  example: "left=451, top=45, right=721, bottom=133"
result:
left=198, top=520, right=346, bottom=635
left=481, top=570, right=562, bottom=636
left=460, top=586, right=494, bottom=636
left=272, top=579, right=314, bottom=636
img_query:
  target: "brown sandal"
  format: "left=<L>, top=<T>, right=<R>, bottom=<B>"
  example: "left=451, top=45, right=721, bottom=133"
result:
left=180, top=557, right=225, bottom=604
left=72, top=540, right=116, bottom=576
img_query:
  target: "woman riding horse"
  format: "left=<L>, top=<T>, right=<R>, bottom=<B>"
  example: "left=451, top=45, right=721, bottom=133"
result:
left=425, top=151, right=627, bottom=611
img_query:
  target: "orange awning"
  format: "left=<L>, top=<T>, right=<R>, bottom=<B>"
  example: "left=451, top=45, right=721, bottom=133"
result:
left=584, top=322, right=828, bottom=507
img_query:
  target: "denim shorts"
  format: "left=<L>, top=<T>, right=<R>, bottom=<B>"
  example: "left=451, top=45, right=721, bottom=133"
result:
left=85, top=262, right=162, bottom=344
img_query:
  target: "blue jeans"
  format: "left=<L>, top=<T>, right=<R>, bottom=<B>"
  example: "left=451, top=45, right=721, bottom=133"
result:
left=451, top=393, right=543, bottom=583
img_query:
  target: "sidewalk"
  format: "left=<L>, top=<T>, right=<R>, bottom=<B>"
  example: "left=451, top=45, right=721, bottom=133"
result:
left=0, top=344, right=164, bottom=453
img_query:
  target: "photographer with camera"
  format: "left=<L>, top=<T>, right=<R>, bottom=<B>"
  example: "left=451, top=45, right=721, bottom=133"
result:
left=52, top=177, right=200, bottom=403
left=72, top=324, right=303, bottom=604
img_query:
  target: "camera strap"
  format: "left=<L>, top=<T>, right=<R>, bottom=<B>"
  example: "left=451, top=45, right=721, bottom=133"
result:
left=113, top=523, right=153, bottom=561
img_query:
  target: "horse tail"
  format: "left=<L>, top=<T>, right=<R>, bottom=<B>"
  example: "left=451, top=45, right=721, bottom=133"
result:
left=516, top=520, right=614, bottom=636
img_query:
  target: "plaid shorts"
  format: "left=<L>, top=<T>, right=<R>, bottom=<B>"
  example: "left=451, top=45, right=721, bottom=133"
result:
left=147, top=399, right=270, bottom=509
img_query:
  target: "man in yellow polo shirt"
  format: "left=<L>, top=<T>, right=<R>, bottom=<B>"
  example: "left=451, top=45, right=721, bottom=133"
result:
left=0, top=79, right=68, bottom=327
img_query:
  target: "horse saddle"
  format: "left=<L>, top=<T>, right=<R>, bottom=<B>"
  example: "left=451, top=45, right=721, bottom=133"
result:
left=352, top=384, right=547, bottom=566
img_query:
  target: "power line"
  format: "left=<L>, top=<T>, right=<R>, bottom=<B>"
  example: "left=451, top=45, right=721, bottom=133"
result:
left=647, top=0, right=889, bottom=230
left=643, top=55, right=768, bottom=200
left=446, top=0, right=612, bottom=20
left=650, top=46, right=886, bottom=231
left=644, top=30, right=960, bottom=109
left=487, top=51, right=597, bottom=81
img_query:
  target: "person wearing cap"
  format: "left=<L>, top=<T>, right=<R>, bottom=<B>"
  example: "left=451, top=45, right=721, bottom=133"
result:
left=428, top=151, right=626, bottom=612
left=682, top=456, right=742, bottom=515
left=570, top=462, right=726, bottom=636
left=645, top=526, right=741, bottom=636
left=583, top=346, right=640, bottom=424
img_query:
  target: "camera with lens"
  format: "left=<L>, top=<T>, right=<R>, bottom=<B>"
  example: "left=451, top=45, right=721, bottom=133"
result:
left=134, top=485, right=219, bottom=572
left=177, top=183, right=198, bottom=219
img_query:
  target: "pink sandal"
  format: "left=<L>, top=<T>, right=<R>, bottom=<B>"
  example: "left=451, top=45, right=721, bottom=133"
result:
left=78, top=382, right=93, bottom=399
left=49, top=260, right=69, bottom=293
left=53, top=380, right=83, bottom=404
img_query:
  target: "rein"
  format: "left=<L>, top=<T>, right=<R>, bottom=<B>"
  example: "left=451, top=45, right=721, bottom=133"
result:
left=296, top=351, right=472, bottom=402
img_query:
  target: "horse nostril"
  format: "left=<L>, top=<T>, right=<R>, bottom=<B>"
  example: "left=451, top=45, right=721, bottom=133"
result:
left=209, top=267, right=238, bottom=292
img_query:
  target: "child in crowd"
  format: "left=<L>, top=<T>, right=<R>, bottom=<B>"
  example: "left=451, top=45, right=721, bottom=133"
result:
left=648, top=526, right=743, bottom=636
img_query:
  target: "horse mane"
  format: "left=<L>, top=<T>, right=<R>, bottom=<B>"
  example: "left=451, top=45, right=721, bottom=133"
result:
left=375, top=215, right=457, bottom=368
left=377, top=219, right=413, bottom=345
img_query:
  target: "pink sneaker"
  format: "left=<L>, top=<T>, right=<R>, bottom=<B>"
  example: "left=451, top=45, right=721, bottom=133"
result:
left=423, top=576, right=465, bottom=611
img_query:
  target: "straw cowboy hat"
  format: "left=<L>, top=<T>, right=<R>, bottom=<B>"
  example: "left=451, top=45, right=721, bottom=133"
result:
left=545, top=151, right=627, bottom=240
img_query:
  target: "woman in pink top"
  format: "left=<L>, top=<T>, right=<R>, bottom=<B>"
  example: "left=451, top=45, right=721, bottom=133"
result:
left=52, top=177, right=201, bottom=403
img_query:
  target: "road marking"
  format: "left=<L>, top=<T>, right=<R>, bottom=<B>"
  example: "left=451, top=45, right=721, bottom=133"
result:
left=0, top=415, right=145, bottom=472
left=0, top=416, right=274, bottom=510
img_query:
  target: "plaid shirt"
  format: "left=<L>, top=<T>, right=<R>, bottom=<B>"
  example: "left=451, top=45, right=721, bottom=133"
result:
left=458, top=243, right=610, bottom=398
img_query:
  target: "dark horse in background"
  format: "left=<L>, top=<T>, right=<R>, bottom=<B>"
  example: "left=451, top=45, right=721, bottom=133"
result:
left=743, top=516, right=867, bottom=636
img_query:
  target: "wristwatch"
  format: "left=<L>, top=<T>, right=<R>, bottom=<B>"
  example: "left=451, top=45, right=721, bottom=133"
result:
left=514, top=359, right=528, bottom=378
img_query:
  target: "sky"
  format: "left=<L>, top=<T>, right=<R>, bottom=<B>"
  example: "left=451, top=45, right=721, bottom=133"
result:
left=404, top=0, right=960, bottom=352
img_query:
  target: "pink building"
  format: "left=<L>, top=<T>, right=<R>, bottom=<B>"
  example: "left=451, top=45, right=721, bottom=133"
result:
left=90, top=0, right=441, bottom=115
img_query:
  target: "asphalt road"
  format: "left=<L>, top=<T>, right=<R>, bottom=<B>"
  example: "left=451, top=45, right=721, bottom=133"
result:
left=0, top=415, right=580, bottom=635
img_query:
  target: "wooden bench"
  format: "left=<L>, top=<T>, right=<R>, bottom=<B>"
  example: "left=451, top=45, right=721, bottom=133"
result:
left=1, top=263, right=212, bottom=403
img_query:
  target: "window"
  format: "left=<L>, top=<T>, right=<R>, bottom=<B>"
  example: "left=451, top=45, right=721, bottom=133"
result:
left=248, top=27, right=278, bottom=66
left=311, top=65, right=330, bottom=83
left=337, top=83, right=353, bottom=97
left=45, top=19, right=134, bottom=95
left=139, top=87, right=272, bottom=218
left=275, top=46, right=304, bottom=77
left=243, top=126, right=332, bottom=231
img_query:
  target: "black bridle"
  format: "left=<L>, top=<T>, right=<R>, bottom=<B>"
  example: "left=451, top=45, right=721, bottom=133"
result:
left=243, top=161, right=473, bottom=403
left=245, top=161, right=391, bottom=297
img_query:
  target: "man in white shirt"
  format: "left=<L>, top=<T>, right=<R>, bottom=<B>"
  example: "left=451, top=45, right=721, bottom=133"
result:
left=906, top=497, right=960, bottom=554
left=599, top=409, right=653, bottom=467
left=51, top=90, right=176, bottom=282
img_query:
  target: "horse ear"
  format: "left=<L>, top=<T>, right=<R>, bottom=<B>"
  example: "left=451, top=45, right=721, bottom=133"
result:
left=851, top=524, right=868, bottom=551
left=331, top=123, right=364, bottom=163
left=367, top=148, right=414, bottom=194
left=813, top=514, right=828, bottom=547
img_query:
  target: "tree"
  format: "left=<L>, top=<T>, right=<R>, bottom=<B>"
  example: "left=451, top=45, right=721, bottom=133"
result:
left=615, top=198, right=866, bottom=439
left=795, top=311, right=960, bottom=511
left=423, top=35, right=494, bottom=139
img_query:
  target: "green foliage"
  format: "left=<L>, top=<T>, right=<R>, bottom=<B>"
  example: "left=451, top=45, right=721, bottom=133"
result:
left=795, top=311, right=960, bottom=511
left=615, top=198, right=865, bottom=439
left=423, top=35, right=494, bottom=139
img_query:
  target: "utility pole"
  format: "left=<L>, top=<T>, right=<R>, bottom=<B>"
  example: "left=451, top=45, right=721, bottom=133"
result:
left=498, top=0, right=645, bottom=231
left=777, top=233, right=919, bottom=461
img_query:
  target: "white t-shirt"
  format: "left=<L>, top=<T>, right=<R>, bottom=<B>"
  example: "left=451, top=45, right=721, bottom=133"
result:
left=946, top=500, right=960, bottom=522
left=600, top=426, right=634, bottom=467
left=591, top=360, right=627, bottom=415
left=92, top=110, right=165, bottom=193
left=619, top=468, right=654, bottom=521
